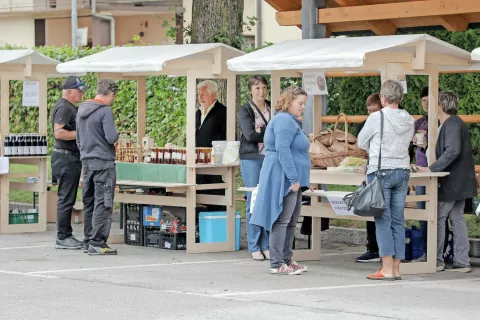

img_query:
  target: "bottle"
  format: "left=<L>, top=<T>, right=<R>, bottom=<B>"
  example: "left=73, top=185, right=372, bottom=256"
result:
left=25, top=134, right=31, bottom=156
left=210, top=147, right=216, bottom=164
left=35, top=135, right=41, bottom=156
left=29, top=134, right=35, bottom=156
left=42, top=135, right=47, bottom=156
left=17, top=134, right=24, bottom=157
left=11, top=135, right=18, bottom=157
left=3, top=136, right=10, bottom=157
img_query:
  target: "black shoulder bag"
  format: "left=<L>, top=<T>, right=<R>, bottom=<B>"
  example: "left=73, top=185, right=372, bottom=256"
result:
left=343, top=111, right=386, bottom=217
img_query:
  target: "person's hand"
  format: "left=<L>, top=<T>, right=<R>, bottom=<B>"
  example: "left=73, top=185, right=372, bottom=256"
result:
left=412, top=135, right=417, bottom=145
left=417, top=166, right=431, bottom=173
left=255, top=126, right=263, bottom=133
left=290, top=182, right=300, bottom=192
left=309, top=185, right=315, bottom=192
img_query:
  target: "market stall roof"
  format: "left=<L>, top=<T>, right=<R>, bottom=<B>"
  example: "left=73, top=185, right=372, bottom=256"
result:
left=0, top=49, right=59, bottom=65
left=471, top=47, right=480, bottom=61
left=227, top=34, right=471, bottom=74
left=56, top=43, right=244, bottom=76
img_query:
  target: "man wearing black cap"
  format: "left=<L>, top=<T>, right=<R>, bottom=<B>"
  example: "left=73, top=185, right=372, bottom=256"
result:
left=52, top=76, right=89, bottom=250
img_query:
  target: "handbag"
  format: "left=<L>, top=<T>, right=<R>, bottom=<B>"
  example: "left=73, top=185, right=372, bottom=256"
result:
left=343, top=111, right=386, bottom=217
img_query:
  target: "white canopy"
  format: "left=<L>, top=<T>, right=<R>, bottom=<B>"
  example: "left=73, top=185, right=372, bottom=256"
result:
left=227, top=34, right=471, bottom=73
left=471, top=48, right=480, bottom=61
left=0, top=49, right=60, bottom=66
left=56, top=43, right=244, bottom=75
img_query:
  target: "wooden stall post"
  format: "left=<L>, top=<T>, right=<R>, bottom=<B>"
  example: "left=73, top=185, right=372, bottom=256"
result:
left=0, top=75, right=10, bottom=229
left=186, top=70, right=198, bottom=253
left=137, top=77, right=147, bottom=145
left=427, top=68, right=439, bottom=164
left=270, top=71, right=281, bottom=118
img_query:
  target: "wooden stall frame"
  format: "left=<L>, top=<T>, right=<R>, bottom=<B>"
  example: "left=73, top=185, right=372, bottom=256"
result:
left=227, top=35, right=470, bottom=274
left=58, top=44, right=244, bottom=254
left=0, top=52, right=62, bottom=234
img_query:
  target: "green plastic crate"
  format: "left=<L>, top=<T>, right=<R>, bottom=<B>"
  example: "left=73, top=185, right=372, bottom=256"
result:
left=9, top=210, right=39, bottom=225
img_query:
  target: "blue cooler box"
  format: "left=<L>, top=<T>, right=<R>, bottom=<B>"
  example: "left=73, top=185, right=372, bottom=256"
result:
left=198, top=212, right=241, bottom=251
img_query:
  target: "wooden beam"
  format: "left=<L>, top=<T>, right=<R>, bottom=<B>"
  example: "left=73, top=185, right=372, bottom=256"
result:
left=319, top=0, right=480, bottom=24
left=265, top=0, right=301, bottom=12
left=276, top=10, right=301, bottom=26
left=320, top=114, right=480, bottom=124
left=412, top=41, right=426, bottom=70
left=437, top=14, right=469, bottom=32
left=334, top=0, right=397, bottom=35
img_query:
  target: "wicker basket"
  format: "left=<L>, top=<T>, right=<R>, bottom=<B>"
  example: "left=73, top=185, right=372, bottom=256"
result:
left=310, top=113, right=368, bottom=168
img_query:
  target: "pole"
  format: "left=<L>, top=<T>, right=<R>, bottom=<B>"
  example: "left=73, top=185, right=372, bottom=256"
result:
left=71, top=0, right=78, bottom=49
left=301, top=0, right=326, bottom=134
left=255, top=0, right=262, bottom=48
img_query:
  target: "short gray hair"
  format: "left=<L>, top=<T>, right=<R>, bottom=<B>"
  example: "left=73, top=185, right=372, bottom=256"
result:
left=380, top=80, right=404, bottom=104
left=197, top=80, right=218, bottom=94
left=439, top=91, right=458, bottom=115
left=97, top=78, right=119, bottom=96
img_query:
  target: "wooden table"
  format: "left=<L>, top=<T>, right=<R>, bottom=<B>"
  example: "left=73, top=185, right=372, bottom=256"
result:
left=239, top=169, right=449, bottom=275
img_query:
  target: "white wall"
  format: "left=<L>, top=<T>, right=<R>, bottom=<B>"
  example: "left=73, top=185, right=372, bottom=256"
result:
left=260, top=1, right=301, bottom=44
left=0, top=18, right=35, bottom=48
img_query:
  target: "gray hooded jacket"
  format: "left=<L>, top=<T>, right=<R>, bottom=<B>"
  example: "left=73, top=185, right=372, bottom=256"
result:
left=358, top=107, right=415, bottom=174
left=76, top=100, right=118, bottom=161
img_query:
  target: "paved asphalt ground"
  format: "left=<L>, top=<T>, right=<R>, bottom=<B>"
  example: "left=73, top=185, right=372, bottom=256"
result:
left=0, top=224, right=478, bottom=320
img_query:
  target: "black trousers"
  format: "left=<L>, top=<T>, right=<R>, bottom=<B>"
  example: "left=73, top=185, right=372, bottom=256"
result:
left=82, top=159, right=116, bottom=247
left=51, top=151, right=82, bottom=240
left=366, top=221, right=379, bottom=253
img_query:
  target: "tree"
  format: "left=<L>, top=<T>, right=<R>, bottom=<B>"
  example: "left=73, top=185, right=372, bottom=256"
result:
left=190, top=0, right=244, bottom=49
left=190, top=0, right=244, bottom=133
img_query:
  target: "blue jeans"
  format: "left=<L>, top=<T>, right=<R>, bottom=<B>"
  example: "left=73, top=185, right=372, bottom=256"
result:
left=368, top=169, right=409, bottom=260
left=241, top=159, right=269, bottom=253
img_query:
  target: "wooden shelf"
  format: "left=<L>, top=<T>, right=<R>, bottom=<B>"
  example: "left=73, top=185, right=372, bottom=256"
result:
left=6, top=156, right=48, bottom=159
left=188, top=163, right=240, bottom=168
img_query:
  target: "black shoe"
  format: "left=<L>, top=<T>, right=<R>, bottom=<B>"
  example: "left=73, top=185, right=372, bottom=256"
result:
left=55, top=236, right=82, bottom=250
left=82, top=241, right=89, bottom=253
left=356, top=251, right=381, bottom=263
left=445, top=262, right=471, bottom=273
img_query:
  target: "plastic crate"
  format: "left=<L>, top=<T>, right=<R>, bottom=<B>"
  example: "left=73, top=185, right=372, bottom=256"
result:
left=123, top=203, right=143, bottom=246
left=9, top=210, right=39, bottom=224
left=144, top=227, right=186, bottom=250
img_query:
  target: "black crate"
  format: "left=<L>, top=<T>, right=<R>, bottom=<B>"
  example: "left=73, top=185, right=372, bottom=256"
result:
left=123, top=203, right=143, bottom=246
left=144, top=227, right=186, bottom=250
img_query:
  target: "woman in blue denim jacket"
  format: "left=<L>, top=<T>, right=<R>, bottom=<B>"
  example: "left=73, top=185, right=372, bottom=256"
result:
left=250, top=86, right=312, bottom=275
left=358, top=80, right=414, bottom=280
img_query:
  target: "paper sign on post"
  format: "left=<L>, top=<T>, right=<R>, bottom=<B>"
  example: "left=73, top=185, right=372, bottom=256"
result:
left=22, top=81, right=40, bottom=107
left=303, top=72, right=328, bottom=95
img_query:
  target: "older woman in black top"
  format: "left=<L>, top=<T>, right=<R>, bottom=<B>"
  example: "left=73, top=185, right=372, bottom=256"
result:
left=239, top=75, right=270, bottom=261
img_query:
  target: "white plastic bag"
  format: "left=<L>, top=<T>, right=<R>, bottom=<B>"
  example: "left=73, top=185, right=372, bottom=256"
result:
left=250, top=185, right=259, bottom=214
left=222, top=141, right=240, bottom=165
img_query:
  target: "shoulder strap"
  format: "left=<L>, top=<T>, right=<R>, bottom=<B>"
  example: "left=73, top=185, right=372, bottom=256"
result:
left=249, top=101, right=269, bottom=126
left=378, top=110, right=384, bottom=171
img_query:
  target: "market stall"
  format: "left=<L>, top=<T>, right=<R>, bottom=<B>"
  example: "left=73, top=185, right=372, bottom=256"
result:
left=56, top=43, right=244, bottom=253
left=227, top=34, right=471, bottom=274
left=0, top=49, right=65, bottom=233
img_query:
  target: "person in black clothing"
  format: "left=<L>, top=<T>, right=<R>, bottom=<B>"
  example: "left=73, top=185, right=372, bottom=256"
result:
left=355, top=93, right=383, bottom=263
left=239, top=75, right=271, bottom=260
left=52, top=76, right=89, bottom=250
left=195, top=80, right=227, bottom=211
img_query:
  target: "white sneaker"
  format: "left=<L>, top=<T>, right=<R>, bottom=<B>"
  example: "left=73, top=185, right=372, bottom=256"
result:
left=262, top=250, right=270, bottom=260
left=270, top=263, right=302, bottom=275
left=252, top=251, right=265, bottom=260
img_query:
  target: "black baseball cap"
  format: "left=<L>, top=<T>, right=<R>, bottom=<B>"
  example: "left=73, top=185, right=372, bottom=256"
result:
left=62, top=76, right=89, bottom=91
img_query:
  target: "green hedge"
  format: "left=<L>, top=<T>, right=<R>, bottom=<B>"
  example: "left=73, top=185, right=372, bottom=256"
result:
left=2, top=29, right=480, bottom=158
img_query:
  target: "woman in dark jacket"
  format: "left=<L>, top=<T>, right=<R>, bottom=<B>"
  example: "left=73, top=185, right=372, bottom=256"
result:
left=239, top=75, right=270, bottom=260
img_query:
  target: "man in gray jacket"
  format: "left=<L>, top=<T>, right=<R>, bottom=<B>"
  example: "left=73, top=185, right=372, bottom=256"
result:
left=418, top=91, right=476, bottom=273
left=76, top=79, right=119, bottom=255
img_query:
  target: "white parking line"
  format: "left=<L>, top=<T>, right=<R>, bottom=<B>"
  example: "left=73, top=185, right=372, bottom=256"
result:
left=26, top=258, right=253, bottom=275
left=0, top=270, right=58, bottom=279
left=212, top=277, right=480, bottom=297
left=0, top=245, right=53, bottom=250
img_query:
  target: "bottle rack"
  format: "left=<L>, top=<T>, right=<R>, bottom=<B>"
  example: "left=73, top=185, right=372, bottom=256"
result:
left=3, top=133, right=48, bottom=157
